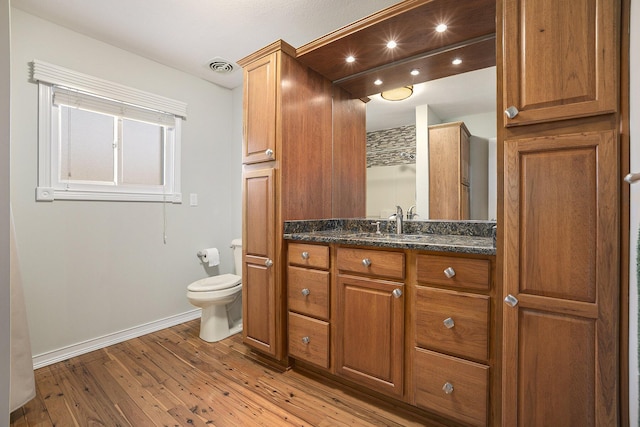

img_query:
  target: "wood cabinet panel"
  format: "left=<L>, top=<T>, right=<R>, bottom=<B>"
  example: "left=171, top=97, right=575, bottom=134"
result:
left=502, top=130, right=619, bottom=425
left=502, top=0, right=617, bottom=126
left=287, top=266, right=330, bottom=320
left=414, top=348, right=489, bottom=427
left=337, top=247, right=405, bottom=280
left=416, top=254, right=490, bottom=291
left=415, top=286, right=489, bottom=362
left=288, top=312, right=330, bottom=369
left=243, top=262, right=275, bottom=355
left=287, top=243, right=329, bottom=269
left=336, top=274, right=404, bottom=397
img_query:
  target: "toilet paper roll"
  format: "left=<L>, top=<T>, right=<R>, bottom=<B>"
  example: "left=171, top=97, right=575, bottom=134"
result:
left=202, top=248, right=220, bottom=267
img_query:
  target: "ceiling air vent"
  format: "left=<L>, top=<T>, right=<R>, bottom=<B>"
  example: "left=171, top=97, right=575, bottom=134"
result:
left=208, top=58, right=236, bottom=74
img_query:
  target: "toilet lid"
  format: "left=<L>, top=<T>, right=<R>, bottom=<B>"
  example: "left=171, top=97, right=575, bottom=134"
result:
left=187, top=273, right=241, bottom=292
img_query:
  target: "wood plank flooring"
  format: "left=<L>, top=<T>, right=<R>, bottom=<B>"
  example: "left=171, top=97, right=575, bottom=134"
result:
left=10, top=320, right=441, bottom=426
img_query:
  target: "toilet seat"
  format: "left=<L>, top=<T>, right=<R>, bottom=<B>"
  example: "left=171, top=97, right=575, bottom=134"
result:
left=187, top=273, right=241, bottom=292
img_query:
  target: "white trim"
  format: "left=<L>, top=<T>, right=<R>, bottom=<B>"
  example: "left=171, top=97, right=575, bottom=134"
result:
left=32, top=309, right=201, bottom=369
left=32, top=60, right=187, bottom=118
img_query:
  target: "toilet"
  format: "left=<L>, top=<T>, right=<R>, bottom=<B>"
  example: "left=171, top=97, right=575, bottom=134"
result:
left=187, top=239, right=243, bottom=342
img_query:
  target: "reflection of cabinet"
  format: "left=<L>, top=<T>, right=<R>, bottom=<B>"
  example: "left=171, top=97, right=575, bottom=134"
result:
left=428, top=121, right=470, bottom=220
left=335, top=247, right=405, bottom=398
left=239, top=41, right=365, bottom=362
left=500, top=0, right=621, bottom=424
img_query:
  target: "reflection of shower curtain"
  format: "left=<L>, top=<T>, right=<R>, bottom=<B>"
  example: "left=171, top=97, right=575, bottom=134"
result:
left=10, top=207, right=35, bottom=412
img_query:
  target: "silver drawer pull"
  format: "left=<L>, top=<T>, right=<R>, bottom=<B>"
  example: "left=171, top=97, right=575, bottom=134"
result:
left=392, top=288, right=403, bottom=298
left=444, top=267, right=456, bottom=278
left=442, top=382, right=454, bottom=394
left=265, top=148, right=274, bottom=158
left=362, top=258, right=372, bottom=267
left=443, top=317, right=455, bottom=329
left=301, top=336, right=310, bottom=344
left=504, top=106, right=519, bottom=119
left=301, top=288, right=310, bottom=297
left=301, top=251, right=310, bottom=260
left=265, top=259, right=273, bottom=267
left=504, top=294, right=519, bottom=307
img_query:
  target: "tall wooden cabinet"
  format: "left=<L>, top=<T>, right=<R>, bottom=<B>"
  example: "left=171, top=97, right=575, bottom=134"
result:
left=239, top=41, right=365, bottom=362
left=500, top=0, right=621, bottom=424
left=428, top=122, right=470, bottom=220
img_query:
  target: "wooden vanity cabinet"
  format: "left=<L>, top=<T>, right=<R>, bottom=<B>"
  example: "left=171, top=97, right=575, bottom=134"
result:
left=335, top=247, right=405, bottom=398
left=239, top=41, right=365, bottom=363
left=287, top=243, right=331, bottom=369
left=428, top=122, right=470, bottom=220
left=412, top=253, right=494, bottom=427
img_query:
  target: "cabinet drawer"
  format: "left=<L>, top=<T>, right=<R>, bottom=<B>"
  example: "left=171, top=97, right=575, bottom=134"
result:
left=287, top=266, right=330, bottom=320
left=414, top=348, right=488, bottom=427
left=417, top=254, right=490, bottom=291
left=337, top=247, right=404, bottom=280
left=288, top=312, right=329, bottom=369
left=288, top=243, right=330, bottom=269
left=415, top=286, right=489, bottom=362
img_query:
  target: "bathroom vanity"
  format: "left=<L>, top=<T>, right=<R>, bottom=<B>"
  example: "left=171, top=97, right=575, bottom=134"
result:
left=284, top=220, right=497, bottom=426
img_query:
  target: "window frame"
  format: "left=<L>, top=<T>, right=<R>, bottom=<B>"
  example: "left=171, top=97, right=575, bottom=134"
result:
left=33, top=60, right=186, bottom=203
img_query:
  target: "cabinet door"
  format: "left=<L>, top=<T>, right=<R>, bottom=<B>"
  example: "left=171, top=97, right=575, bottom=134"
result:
left=242, top=168, right=277, bottom=355
left=242, top=53, right=277, bottom=164
left=335, top=275, right=404, bottom=397
left=502, top=130, right=619, bottom=426
left=502, top=0, right=617, bottom=126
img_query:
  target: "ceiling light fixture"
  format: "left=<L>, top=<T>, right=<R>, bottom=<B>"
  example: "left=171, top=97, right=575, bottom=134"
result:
left=374, top=79, right=383, bottom=85
left=452, top=58, right=462, bottom=65
left=386, top=40, right=397, bottom=49
left=346, top=55, right=355, bottom=63
left=381, top=85, right=413, bottom=101
left=436, top=23, right=448, bottom=32
left=410, top=69, right=420, bottom=76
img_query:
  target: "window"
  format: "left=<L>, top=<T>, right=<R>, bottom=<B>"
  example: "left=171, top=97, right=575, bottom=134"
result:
left=33, top=60, right=187, bottom=202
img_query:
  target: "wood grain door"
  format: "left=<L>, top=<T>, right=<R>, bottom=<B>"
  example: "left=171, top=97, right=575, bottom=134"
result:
left=335, top=274, right=404, bottom=397
left=502, top=0, right=617, bottom=127
left=242, top=167, right=277, bottom=355
left=502, top=130, right=619, bottom=426
left=242, top=52, right=277, bottom=164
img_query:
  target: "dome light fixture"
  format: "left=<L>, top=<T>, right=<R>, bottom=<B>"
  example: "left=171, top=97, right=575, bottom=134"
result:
left=381, top=85, right=414, bottom=101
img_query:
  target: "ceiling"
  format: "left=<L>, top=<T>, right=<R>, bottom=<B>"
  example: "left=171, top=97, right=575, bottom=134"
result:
left=11, top=0, right=496, bottom=131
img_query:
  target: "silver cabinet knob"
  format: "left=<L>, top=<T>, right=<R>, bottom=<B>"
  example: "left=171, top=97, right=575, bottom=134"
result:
left=443, top=317, right=455, bottom=329
left=301, top=288, right=310, bottom=297
left=392, top=288, right=403, bottom=298
left=442, top=382, right=454, bottom=394
left=504, top=106, right=519, bottom=119
left=265, top=148, right=274, bottom=158
left=301, top=336, right=310, bottom=344
left=444, top=267, right=456, bottom=278
left=362, top=258, right=371, bottom=267
left=265, top=259, right=273, bottom=267
left=504, top=294, right=519, bottom=307
left=301, top=251, right=310, bottom=260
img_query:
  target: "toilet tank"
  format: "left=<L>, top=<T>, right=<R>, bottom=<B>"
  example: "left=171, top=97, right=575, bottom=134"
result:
left=231, top=238, right=242, bottom=275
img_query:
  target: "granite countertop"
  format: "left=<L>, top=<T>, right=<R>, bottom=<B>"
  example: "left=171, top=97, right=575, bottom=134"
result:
left=283, top=219, right=496, bottom=256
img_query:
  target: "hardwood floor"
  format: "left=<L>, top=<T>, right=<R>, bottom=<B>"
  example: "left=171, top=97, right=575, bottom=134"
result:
left=10, top=320, right=439, bottom=426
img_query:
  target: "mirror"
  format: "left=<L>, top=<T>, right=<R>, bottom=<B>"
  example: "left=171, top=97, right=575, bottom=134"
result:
left=365, top=66, right=496, bottom=221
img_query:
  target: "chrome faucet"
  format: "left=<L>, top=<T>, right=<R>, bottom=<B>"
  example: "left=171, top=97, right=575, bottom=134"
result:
left=394, top=205, right=403, bottom=234
left=407, top=205, right=417, bottom=220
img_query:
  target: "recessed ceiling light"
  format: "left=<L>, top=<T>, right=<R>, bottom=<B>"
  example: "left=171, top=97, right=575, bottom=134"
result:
left=452, top=58, right=462, bottom=65
left=436, top=23, right=448, bottom=33
left=346, top=55, right=355, bottom=63
left=386, top=40, right=397, bottom=49
left=374, top=79, right=383, bottom=85
left=410, top=69, right=420, bottom=76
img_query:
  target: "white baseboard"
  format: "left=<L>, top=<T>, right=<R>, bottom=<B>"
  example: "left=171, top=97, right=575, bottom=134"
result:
left=32, top=309, right=201, bottom=369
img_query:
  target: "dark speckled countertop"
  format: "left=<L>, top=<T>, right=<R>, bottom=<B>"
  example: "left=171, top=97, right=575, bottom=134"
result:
left=283, top=219, right=496, bottom=256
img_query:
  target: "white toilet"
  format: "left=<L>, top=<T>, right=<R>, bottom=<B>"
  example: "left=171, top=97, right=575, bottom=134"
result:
left=187, top=239, right=243, bottom=342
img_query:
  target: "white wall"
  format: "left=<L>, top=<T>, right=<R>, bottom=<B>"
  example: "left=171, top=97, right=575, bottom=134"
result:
left=10, top=9, right=242, bottom=361
left=629, top=0, right=639, bottom=423
left=1, top=1, right=11, bottom=425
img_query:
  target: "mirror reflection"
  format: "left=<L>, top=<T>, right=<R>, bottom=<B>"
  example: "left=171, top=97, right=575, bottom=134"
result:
left=365, top=66, right=496, bottom=221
